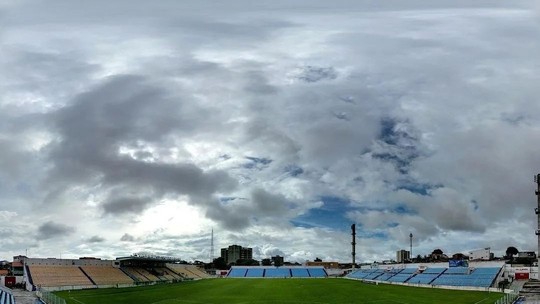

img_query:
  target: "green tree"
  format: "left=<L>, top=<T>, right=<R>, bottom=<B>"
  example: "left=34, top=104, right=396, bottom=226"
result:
left=261, top=258, right=272, bottom=266
left=236, top=259, right=260, bottom=266
left=505, top=246, right=519, bottom=259
left=213, top=257, right=227, bottom=270
left=432, top=249, right=443, bottom=255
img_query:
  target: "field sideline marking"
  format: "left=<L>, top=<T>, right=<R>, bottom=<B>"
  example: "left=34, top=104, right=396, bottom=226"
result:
left=69, top=297, right=87, bottom=304
left=473, top=297, right=490, bottom=304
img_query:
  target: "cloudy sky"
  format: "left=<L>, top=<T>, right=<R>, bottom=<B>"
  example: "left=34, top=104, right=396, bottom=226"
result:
left=1, top=0, right=539, bottom=264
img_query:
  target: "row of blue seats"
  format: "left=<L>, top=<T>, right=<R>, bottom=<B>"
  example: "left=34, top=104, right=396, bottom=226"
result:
left=228, top=267, right=327, bottom=278
left=347, top=267, right=500, bottom=288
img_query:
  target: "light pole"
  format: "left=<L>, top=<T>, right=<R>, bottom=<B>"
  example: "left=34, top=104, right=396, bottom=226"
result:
left=410, top=233, right=413, bottom=262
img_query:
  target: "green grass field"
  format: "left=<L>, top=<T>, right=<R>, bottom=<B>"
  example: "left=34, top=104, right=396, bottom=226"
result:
left=55, top=278, right=505, bottom=304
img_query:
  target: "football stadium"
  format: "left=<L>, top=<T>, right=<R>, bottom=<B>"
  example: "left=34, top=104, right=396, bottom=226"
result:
left=3, top=1, right=540, bottom=304
left=0, top=252, right=527, bottom=304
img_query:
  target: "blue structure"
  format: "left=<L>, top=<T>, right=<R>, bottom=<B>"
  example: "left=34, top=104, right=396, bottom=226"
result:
left=290, top=268, right=310, bottom=278
left=264, top=268, right=291, bottom=278
left=432, top=267, right=500, bottom=288
left=347, top=266, right=502, bottom=289
left=0, top=286, right=15, bottom=304
left=227, top=268, right=248, bottom=278
left=307, top=268, right=327, bottom=278
left=227, top=266, right=327, bottom=278
left=246, top=268, right=265, bottom=277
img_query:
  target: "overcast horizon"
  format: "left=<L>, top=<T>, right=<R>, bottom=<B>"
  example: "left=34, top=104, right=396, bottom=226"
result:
left=1, top=0, right=540, bottom=264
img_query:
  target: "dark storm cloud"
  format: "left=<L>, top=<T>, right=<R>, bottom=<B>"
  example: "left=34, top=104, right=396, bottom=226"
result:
left=204, top=188, right=290, bottom=230
left=371, top=117, right=424, bottom=174
left=294, top=66, right=338, bottom=83
left=37, top=221, right=75, bottom=240
left=46, top=75, right=237, bottom=216
left=120, top=233, right=136, bottom=242
left=2, top=0, right=539, bottom=261
left=87, top=235, right=105, bottom=243
left=102, top=196, right=153, bottom=216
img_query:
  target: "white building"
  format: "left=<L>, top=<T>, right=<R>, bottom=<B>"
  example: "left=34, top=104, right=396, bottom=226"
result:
left=469, top=248, right=491, bottom=261
left=396, top=249, right=410, bottom=263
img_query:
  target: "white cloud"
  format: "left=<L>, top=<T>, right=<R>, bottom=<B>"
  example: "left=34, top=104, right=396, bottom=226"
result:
left=0, top=1, right=539, bottom=263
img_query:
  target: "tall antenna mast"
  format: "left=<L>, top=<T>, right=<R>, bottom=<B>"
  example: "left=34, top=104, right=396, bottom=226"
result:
left=410, top=233, right=413, bottom=261
left=351, top=224, right=356, bottom=269
left=210, top=228, right=214, bottom=261
left=535, top=174, right=540, bottom=271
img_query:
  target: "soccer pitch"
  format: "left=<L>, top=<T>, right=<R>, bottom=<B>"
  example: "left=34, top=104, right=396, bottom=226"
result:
left=55, top=278, right=505, bottom=304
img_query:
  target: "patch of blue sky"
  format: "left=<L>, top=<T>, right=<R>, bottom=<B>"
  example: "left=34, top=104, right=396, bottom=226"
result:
left=243, top=156, right=272, bottom=169
left=284, top=164, right=303, bottom=177
left=359, top=230, right=388, bottom=240
left=396, top=181, right=442, bottom=196
left=291, top=196, right=355, bottom=230
left=291, top=196, right=416, bottom=230
left=393, top=204, right=416, bottom=215
left=219, top=196, right=246, bottom=204
left=471, top=200, right=479, bottom=211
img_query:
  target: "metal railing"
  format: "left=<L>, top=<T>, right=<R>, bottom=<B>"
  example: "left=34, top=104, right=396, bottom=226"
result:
left=36, top=290, right=66, bottom=304
left=494, top=290, right=519, bottom=304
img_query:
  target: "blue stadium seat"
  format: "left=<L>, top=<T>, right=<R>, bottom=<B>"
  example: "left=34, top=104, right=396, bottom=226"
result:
left=407, top=274, right=438, bottom=284
left=245, top=268, right=265, bottom=277
left=307, top=268, right=327, bottom=278
left=264, top=268, right=291, bottom=278
left=431, top=267, right=501, bottom=288
left=290, top=268, right=310, bottom=278
left=228, top=267, right=248, bottom=278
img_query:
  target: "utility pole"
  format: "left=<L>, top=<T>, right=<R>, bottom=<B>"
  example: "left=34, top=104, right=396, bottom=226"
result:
left=535, top=174, right=540, bottom=271
left=351, top=224, right=356, bottom=269
left=410, top=233, right=413, bottom=261
left=210, top=228, right=214, bottom=262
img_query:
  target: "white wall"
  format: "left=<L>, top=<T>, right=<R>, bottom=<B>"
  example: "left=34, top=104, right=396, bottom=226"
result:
left=25, top=258, right=114, bottom=267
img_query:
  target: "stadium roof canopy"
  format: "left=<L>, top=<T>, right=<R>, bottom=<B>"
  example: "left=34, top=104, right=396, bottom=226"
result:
left=116, top=255, right=184, bottom=263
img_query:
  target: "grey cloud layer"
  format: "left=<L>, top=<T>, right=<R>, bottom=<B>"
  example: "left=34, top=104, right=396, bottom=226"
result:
left=0, top=0, right=539, bottom=261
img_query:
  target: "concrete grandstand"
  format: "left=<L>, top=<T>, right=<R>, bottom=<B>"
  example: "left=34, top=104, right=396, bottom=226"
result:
left=22, top=256, right=210, bottom=291
left=226, top=266, right=328, bottom=278
left=347, top=261, right=505, bottom=291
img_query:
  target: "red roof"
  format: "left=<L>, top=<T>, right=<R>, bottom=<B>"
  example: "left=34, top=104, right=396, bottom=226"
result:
left=11, top=261, right=23, bottom=267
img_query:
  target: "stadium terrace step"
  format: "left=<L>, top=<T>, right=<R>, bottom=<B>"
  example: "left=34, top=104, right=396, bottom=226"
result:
left=226, top=266, right=327, bottom=278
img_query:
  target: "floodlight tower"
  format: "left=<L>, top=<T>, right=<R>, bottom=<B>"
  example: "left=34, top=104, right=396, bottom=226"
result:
left=210, top=228, right=214, bottom=262
left=410, top=233, right=413, bottom=261
left=351, top=224, right=356, bottom=269
left=535, top=174, right=540, bottom=269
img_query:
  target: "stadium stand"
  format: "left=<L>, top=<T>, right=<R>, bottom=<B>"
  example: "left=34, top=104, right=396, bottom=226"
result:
left=122, top=267, right=152, bottom=282
left=154, top=267, right=182, bottom=281
left=306, top=267, right=327, bottom=278
left=227, top=268, right=248, bottom=278
left=387, top=273, right=413, bottom=283
left=444, top=267, right=469, bottom=275
left=363, top=269, right=384, bottom=280
left=182, top=265, right=211, bottom=279
left=246, top=268, right=265, bottom=277
left=79, top=266, right=134, bottom=285
left=264, top=268, right=291, bottom=278
left=407, top=273, right=439, bottom=284
left=28, top=265, right=94, bottom=287
left=423, top=268, right=446, bottom=275
left=166, top=264, right=210, bottom=279
left=226, top=267, right=327, bottom=278
left=290, top=268, right=310, bottom=278
left=348, top=265, right=502, bottom=289
left=432, top=267, right=500, bottom=288
left=135, top=267, right=161, bottom=281
left=0, top=286, right=15, bottom=304
left=348, top=269, right=376, bottom=279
